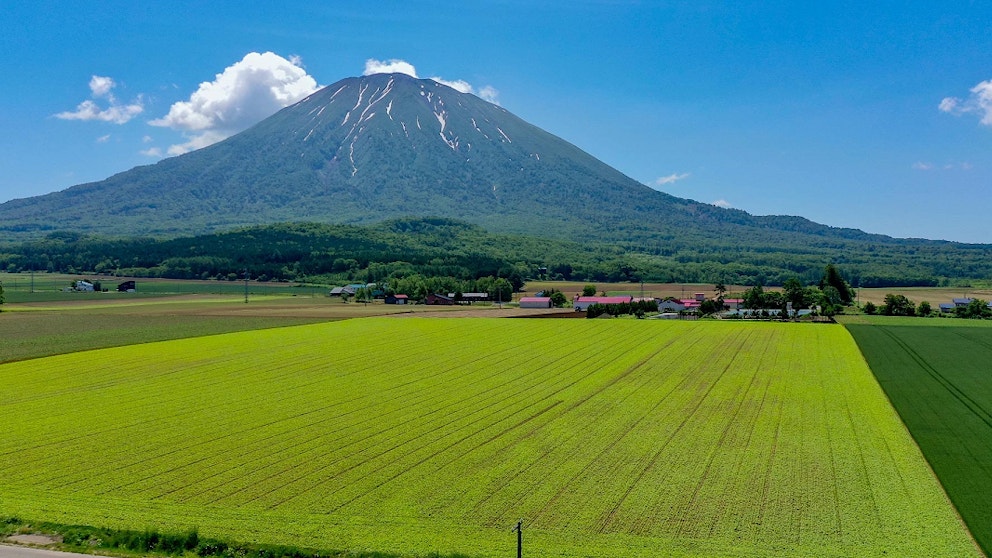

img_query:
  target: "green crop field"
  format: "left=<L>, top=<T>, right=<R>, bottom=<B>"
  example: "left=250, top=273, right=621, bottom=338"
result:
left=846, top=316, right=992, bottom=555
left=0, top=319, right=978, bottom=557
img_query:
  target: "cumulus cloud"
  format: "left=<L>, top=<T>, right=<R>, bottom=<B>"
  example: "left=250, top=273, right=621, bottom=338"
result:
left=96, top=134, right=111, bottom=143
left=55, top=75, right=144, bottom=124
left=940, top=79, right=992, bottom=126
left=140, top=147, right=164, bottom=157
left=653, top=172, right=691, bottom=187
left=712, top=199, right=732, bottom=208
left=363, top=58, right=418, bottom=78
left=363, top=58, right=500, bottom=104
left=150, top=51, right=319, bottom=154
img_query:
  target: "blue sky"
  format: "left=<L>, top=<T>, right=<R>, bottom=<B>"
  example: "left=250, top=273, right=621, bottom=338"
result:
left=2, top=1, right=991, bottom=242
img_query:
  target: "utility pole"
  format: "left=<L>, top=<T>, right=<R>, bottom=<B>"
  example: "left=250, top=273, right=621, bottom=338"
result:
left=512, top=520, right=522, bottom=558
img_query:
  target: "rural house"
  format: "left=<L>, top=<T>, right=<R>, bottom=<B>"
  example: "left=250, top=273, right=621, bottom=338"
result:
left=385, top=294, right=409, bottom=305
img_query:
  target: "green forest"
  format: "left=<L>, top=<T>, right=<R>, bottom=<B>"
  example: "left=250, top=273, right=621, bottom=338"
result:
left=0, top=217, right=989, bottom=289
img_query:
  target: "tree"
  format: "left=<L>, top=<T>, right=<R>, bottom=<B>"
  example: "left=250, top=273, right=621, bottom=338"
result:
left=743, top=285, right=765, bottom=309
left=549, top=290, right=568, bottom=307
left=783, top=277, right=807, bottom=309
left=714, top=281, right=727, bottom=302
left=863, top=301, right=877, bottom=315
left=491, top=278, right=513, bottom=303
left=699, top=299, right=720, bottom=315
left=916, top=301, right=932, bottom=317
left=955, top=298, right=992, bottom=319
left=820, top=264, right=854, bottom=305
left=582, top=284, right=597, bottom=297
left=881, top=294, right=915, bottom=316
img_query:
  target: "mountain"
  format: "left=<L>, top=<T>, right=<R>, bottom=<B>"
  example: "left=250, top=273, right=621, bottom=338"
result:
left=0, top=73, right=882, bottom=242
left=2, top=73, right=990, bottom=286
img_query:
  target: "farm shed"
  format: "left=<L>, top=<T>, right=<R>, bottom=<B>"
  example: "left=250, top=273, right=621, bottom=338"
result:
left=426, top=293, right=455, bottom=305
left=452, top=292, right=490, bottom=304
left=658, top=300, right=686, bottom=312
left=573, top=295, right=633, bottom=311
left=519, top=296, right=552, bottom=308
left=117, top=280, right=136, bottom=293
left=953, top=298, right=974, bottom=307
left=385, top=294, right=409, bottom=305
left=329, top=286, right=355, bottom=297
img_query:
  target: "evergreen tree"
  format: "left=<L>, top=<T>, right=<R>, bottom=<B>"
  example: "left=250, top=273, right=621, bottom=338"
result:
left=820, top=264, right=854, bottom=305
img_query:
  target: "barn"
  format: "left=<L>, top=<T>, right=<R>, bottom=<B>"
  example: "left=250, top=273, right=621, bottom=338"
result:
left=519, top=296, right=552, bottom=308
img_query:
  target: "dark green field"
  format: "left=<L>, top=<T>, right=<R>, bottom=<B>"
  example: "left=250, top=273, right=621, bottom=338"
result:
left=845, top=317, right=992, bottom=555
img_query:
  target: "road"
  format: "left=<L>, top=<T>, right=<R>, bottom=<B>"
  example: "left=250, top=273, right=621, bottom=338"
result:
left=0, top=546, right=102, bottom=558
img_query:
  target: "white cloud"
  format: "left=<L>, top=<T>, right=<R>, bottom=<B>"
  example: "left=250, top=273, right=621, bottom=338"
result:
left=363, top=58, right=418, bottom=78
left=163, top=131, right=227, bottom=156
left=142, top=135, right=153, bottom=143
left=140, top=147, right=163, bottom=157
left=55, top=75, right=144, bottom=124
left=478, top=85, right=500, bottom=104
left=96, top=134, right=111, bottom=143
left=89, top=75, right=116, bottom=98
left=150, top=51, right=319, bottom=155
left=653, top=172, right=691, bottom=187
left=431, top=76, right=501, bottom=104
left=940, top=79, right=992, bottom=126
left=938, top=97, right=958, bottom=113
left=914, top=161, right=972, bottom=171
left=712, top=199, right=732, bottom=208
left=430, top=77, right=473, bottom=94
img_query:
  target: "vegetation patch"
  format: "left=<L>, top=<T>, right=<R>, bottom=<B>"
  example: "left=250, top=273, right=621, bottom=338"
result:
left=845, top=317, right=992, bottom=555
left=0, top=319, right=978, bottom=557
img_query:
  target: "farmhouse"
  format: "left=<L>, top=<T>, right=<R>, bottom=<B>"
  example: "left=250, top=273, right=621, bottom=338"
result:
left=385, top=294, right=409, bottom=305
left=519, top=296, right=552, bottom=308
left=329, top=286, right=355, bottom=297
left=940, top=303, right=956, bottom=313
left=573, top=295, right=633, bottom=311
left=953, top=298, right=973, bottom=307
left=75, top=280, right=94, bottom=292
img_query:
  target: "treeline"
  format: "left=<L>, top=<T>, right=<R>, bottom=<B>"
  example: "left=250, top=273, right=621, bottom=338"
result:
left=0, top=218, right=988, bottom=289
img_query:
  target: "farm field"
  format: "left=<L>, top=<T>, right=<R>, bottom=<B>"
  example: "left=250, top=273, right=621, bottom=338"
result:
left=844, top=316, right=992, bottom=555
left=0, top=319, right=978, bottom=557
left=0, top=289, right=506, bottom=364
